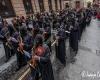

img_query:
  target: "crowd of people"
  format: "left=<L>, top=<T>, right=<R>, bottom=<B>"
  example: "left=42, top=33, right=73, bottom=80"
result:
left=0, top=6, right=99, bottom=80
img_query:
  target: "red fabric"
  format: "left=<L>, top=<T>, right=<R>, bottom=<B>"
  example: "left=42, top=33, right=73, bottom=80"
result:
left=35, top=46, right=45, bottom=56
left=97, top=13, right=100, bottom=19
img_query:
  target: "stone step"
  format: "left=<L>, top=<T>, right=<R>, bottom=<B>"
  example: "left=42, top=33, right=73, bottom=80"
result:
left=0, top=42, right=6, bottom=66
left=0, top=55, right=17, bottom=80
left=8, top=65, right=29, bottom=80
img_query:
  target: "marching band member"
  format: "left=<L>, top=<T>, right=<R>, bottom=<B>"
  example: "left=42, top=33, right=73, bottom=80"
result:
left=30, top=34, right=54, bottom=80
left=0, top=20, right=11, bottom=62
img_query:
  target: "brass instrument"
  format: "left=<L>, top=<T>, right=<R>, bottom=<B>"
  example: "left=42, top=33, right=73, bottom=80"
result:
left=51, top=40, right=57, bottom=46
left=17, top=36, right=24, bottom=54
left=51, top=30, right=70, bottom=47
left=51, top=35, right=59, bottom=46
left=5, top=40, right=12, bottom=49
left=28, top=56, right=37, bottom=69
left=28, top=47, right=37, bottom=69
left=5, top=32, right=13, bottom=49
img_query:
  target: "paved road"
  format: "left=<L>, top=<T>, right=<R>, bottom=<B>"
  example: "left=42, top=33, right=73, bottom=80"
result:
left=54, top=19, right=100, bottom=80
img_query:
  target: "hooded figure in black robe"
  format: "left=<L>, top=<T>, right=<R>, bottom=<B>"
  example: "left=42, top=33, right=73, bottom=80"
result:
left=69, top=18, right=79, bottom=56
left=56, top=28, right=66, bottom=66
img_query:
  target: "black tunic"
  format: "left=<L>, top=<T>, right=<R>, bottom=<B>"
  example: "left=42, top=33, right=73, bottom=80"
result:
left=31, top=44, right=54, bottom=80
left=38, top=44, right=54, bottom=80
left=56, top=28, right=66, bottom=65
left=69, top=21, right=79, bottom=52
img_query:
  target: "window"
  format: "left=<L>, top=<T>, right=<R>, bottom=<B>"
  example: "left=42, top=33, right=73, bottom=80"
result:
left=59, top=0, right=62, bottom=10
left=23, top=0, right=33, bottom=14
left=87, top=2, right=91, bottom=8
left=38, top=0, right=45, bottom=12
left=0, top=0, right=15, bottom=18
left=65, top=3, right=69, bottom=8
left=55, top=0, right=58, bottom=11
left=75, top=1, right=80, bottom=8
left=48, top=0, right=52, bottom=11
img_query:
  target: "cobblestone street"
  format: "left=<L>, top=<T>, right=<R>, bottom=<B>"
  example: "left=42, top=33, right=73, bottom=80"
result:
left=53, top=19, right=100, bottom=80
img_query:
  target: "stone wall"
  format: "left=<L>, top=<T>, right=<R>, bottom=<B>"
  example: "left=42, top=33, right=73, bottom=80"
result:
left=0, top=56, right=17, bottom=80
left=63, top=0, right=85, bottom=8
left=8, top=0, right=64, bottom=17
left=71, top=0, right=84, bottom=8
left=52, top=0, right=56, bottom=11
left=44, top=0, right=49, bottom=12
left=33, top=0, right=40, bottom=12
left=11, top=0, right=26, bottom=16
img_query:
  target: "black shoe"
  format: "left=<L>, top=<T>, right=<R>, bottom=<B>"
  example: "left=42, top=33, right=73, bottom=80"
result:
left=5, top=59, right=9, bottom=62
left=15, top=67, right=21, bottom=72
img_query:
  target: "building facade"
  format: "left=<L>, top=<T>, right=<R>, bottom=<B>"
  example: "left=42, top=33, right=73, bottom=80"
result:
left=93, top=0, right=100, bottom=8
left=62, top=0, right=89, bottom=9
left=0, top=0, right=63, bottom=18
left=0, top=0, right=94, bottom=18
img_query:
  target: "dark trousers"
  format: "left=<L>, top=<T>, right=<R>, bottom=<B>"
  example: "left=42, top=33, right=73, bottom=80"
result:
left=56, top=40, right=66, bottom=65
left=3, top=43, right=11, bottom=61
left=69, top=31, right=78, bottom=52
left=16, top=50, right=27, bottom=68
left=30, top=66, right=40, bottom=80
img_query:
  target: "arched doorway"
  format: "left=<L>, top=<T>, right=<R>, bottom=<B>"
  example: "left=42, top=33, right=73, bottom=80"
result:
left=38, top=0, right=45, bottom=12
left=55, top=0, right=58, bottom=11
left=23, top=0, right=33, bottom=14
left=48, top=0, right=53, bottom=11
left=0, top=0, right=15, bottom=18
